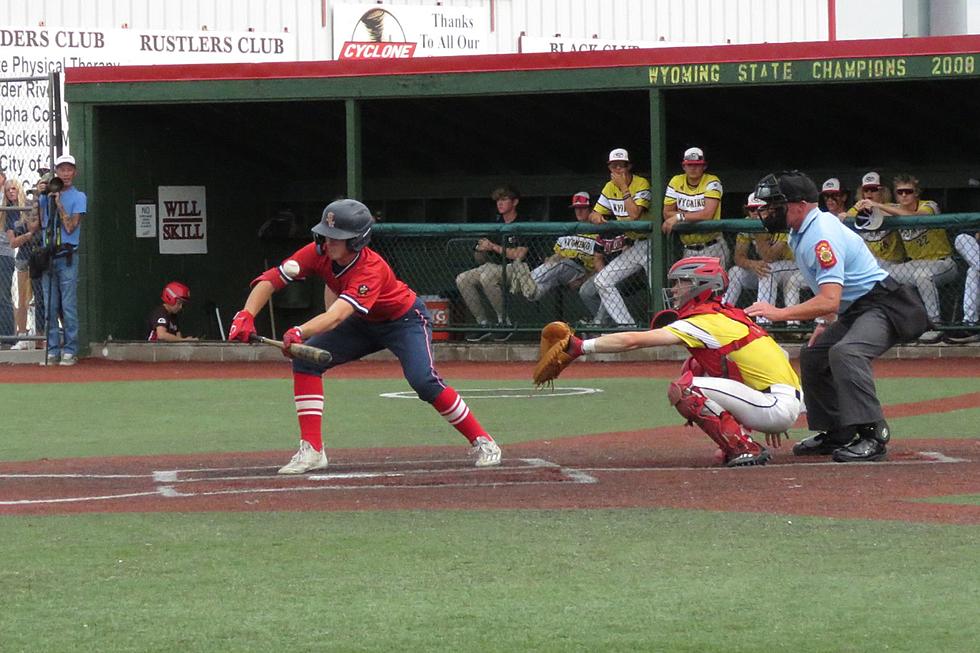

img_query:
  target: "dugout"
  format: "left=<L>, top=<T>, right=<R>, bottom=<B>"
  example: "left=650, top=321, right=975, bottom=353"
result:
left=65, top=34, right=980, bottom=346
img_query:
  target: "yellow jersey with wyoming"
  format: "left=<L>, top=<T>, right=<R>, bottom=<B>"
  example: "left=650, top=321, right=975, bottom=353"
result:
left=846, top=204, right=906, bottom=262
left=593, top=175, right=653, bottom=242
left=552, top=234, right=602, bottom=272
left=735, top=222, right=795, bottom=262
left=664, top=173, right=723, bottom=246
left=898, top=200, right=952, bottom=260
left=664, top=313, right=800, bottom=391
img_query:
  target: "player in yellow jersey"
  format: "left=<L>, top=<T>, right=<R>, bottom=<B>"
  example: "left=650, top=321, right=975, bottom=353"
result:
left=587, top=148, right=653, bottom=326
left=662, top=146, right=729, bottom=267
left=541, top=256, right=803, bottom=467
left=845, top=171, right=906, bottom=273
left=855, top=173, right=956, bottom=343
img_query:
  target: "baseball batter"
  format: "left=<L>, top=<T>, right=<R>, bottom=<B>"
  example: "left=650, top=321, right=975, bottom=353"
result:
left=535, top=256, right=803, bottom=467
left=228, top=199, right=502, bottom=474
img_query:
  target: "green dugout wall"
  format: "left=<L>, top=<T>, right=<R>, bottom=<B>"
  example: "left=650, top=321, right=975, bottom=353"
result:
left=65, top=35, right=980, bottom=346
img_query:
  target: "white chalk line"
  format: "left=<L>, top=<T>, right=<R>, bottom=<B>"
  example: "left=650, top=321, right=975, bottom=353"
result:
left=0, top=458, right=593, bottom=506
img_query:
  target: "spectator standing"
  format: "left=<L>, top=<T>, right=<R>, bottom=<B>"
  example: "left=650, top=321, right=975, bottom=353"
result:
left=3, top=178, right=40, bottom=349
left=587, top=148, right=653, bottom=326
left=747, top=171, right=928, bottom=463
left=37, top=154, right=87, bottom=366
left=511, top=191, right=604, bottom=307
left=228, top=199, right=502, bottom=473
left=455, top=185, right=528, bottom=342
left=948, top=231, right=979, bottom=343
left=855, top=173, right=955, bottom=344
left=0, top=180, right=16, bottom=341
left=662, top=147, right=729, bottom=266
left=147, top=281, right=198, bottom=342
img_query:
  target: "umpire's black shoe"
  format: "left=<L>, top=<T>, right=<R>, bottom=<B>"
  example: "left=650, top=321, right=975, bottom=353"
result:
left=832, top=420, right=889, bottom=462
left=792, top=428, right=855, bottom=456
left=832, top=437, right=887, bottom=462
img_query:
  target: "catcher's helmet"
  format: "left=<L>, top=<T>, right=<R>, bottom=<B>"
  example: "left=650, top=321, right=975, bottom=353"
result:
left=663, top=256, right=728, bottom=312
left=312, top=199, right=374, bottom=252
left=161, top=281, right=190, bottom=306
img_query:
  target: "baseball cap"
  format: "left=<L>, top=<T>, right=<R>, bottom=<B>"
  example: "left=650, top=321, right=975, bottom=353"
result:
left=569, top=191, right=591, bottom=208
left=608, top=148, right=630, bottom=163
left=682, top=147, right=705, bottom=164
left=54, top=154, right=76, bottom=167
left=861, top=171, right=881, bottom=189
left=821, top=178, right=842, bottom=194
left=745, top=192, right=766, bottom=209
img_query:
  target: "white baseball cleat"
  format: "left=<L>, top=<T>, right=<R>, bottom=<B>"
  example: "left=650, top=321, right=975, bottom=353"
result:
left=470, top=436, right=502, bottom=467
left=278, top=440, right=329, bottom=475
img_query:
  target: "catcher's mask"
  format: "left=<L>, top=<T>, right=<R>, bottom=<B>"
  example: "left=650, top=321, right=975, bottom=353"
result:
left=161, top=281, right=190, bottom=306
left=312, top=199, right=374, bottom=254
left=663, top=256, right=728, bottom=312
left=753, top=170, right=819, bottom=234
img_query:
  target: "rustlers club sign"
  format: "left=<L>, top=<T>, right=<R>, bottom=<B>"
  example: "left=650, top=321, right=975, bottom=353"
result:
left=158, top=186, right=208, bottom=254
left=332, top=2, right=490, bottom=60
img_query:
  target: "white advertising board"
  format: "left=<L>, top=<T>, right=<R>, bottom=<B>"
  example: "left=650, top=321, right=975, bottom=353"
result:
left=158, top=186, right=207, bottom=255
left=332, top=2, right=491, bottom=59
left=0, top=26, right=296, bottom=184
left=519, top=35, right=706, bottom=54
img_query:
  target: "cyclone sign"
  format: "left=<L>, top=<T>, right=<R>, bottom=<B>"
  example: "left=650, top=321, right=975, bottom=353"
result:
left=332, top=2, right=491, bottom=60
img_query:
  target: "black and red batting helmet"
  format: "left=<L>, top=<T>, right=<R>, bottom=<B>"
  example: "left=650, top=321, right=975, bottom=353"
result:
left=312, top=199, right=374, bottom=253
left=161, top=281, right=191, bottom=306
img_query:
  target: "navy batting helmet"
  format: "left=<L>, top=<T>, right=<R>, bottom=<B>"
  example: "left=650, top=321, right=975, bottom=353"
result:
left=312, top=199, right=374, bottom=252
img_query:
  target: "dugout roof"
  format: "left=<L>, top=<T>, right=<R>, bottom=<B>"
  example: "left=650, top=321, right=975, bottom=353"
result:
left=62, top=34, right=980, bottom=345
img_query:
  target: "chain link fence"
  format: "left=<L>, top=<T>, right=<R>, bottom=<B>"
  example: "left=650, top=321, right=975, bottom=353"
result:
left=369, top=213, right=980, bottom=343
left=1, top=73, right=60, bottom=350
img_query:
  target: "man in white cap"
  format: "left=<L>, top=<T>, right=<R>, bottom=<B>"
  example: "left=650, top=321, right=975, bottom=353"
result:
left=843, top=171, right=906, bottom=276
left=820, top=177, right=850, bottom=219
left=586, top=148, right=653, bottom=326
left=662, top=146, right=729, bottom=267
left=35, top=153, right=87, bottom=365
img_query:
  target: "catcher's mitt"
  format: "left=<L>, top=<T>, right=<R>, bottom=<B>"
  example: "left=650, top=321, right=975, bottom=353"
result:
left=532, top=321, right=582, bottom=388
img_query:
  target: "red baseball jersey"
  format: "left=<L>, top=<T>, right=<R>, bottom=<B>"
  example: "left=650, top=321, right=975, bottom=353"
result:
left=255, top=244, right=416, bottom=322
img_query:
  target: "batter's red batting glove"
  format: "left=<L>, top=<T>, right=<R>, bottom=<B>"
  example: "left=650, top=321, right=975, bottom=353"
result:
left=565, top=334, right=584, bottom=360
left=281, top=326, right=304, bottom=358
left=228, top=309, right=256, bottom=342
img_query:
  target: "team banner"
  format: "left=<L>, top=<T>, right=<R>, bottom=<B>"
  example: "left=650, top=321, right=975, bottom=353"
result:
left=158, top=186, right=207, bottom=255
left=332, top=2, right=491, bottom=60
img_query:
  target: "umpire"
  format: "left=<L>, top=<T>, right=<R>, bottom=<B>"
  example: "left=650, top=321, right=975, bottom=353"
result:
left=746, top=171, right=928, bottom=462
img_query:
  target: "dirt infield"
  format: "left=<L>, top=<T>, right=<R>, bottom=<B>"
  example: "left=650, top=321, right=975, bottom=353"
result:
left=2, top=360, right=978, bottom=523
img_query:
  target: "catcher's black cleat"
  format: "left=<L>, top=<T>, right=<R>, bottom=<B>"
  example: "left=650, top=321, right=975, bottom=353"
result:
left=726, top=447, right=771, bottom=468
left=792, top=428, right=855, bottom=456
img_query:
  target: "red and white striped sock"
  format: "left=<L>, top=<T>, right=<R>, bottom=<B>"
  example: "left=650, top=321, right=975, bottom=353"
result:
left=293, top=372, right=324, bottom=451
left=431, top=386, right=489, bottom=444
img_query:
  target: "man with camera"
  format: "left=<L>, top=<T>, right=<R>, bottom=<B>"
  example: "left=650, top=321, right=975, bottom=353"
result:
left=32, top=154, right=87, bottom=366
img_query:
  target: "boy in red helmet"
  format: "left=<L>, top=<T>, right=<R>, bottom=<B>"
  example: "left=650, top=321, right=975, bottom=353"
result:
left=538, top=256, right=802, bottom=467
left=147, top=281, right=198, bottom=342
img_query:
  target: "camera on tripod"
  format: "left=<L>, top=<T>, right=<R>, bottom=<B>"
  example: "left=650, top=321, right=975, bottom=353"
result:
left=42, top=176, right=64, bottom=194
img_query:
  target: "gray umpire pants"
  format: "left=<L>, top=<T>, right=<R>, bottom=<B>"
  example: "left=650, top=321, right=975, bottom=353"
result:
left=798, top=305, right=898, bottom=431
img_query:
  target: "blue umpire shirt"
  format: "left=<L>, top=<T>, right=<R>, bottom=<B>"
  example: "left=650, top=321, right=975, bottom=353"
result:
left=789, top=207, right=887, bottom=312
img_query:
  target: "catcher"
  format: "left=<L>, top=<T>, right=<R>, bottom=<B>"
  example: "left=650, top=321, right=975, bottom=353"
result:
left=533, top=256, right=803, bottom=467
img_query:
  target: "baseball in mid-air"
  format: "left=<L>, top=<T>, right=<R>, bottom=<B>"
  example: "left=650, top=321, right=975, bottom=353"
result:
left=283, top=260, right=301, bottom=277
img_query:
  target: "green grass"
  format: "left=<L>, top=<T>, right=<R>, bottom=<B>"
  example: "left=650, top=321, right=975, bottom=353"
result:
left=918, top=494, right=980, bottom=505
left=2, top=376, right=979, bottom=461
left=2, top=372, right=979, bottom=651
left=1, top=510, right=978, bottom=653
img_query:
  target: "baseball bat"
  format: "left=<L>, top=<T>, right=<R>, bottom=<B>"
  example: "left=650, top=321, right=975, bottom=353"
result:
left=249, top=334, right=333, bottom=365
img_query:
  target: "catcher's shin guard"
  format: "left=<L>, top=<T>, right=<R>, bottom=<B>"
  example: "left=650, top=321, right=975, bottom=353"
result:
left=668, top=371, right=768, bottom=466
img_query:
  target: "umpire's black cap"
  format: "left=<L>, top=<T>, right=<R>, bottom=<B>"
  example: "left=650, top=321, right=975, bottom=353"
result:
left=755, top=170, right=819, bottom=204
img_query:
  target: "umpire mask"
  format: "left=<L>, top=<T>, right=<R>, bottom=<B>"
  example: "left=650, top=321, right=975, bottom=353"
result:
left=753, top=171, right=818, bottom=234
